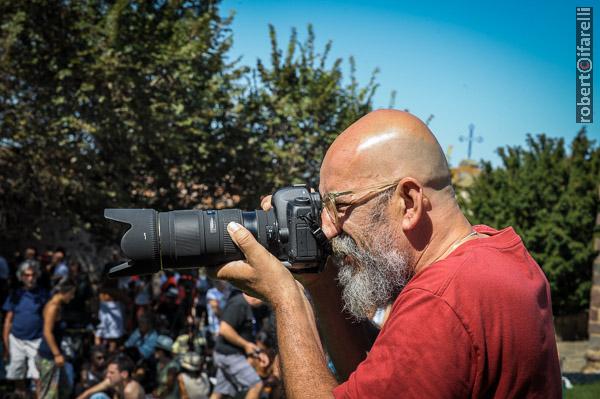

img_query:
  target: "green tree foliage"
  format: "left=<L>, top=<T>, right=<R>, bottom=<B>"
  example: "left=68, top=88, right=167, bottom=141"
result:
left=0, top=1, right=375, bottom=250
left=233, top=25, right=377, bottom=205
left=463, top=130, right=600, bottom=315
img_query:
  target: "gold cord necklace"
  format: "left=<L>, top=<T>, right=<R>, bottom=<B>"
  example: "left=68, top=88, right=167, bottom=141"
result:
left=434, top=230, right=478, bottom=263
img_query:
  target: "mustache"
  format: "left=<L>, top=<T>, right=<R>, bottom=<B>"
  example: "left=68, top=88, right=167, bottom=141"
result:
left=331, top=233, right=358, bottom=259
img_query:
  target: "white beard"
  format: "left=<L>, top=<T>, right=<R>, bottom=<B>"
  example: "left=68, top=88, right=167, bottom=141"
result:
left=332, top=228, right=413, bottom=321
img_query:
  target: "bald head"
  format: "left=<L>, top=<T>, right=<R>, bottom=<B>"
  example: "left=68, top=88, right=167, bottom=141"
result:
left=320, top=110, right=451, bottom=194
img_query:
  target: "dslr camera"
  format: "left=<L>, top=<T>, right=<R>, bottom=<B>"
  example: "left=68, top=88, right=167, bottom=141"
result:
left=104, top=185, right=329, bottom=277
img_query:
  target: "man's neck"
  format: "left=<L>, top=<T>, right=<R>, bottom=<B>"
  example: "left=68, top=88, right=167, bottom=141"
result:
left=413, top=212, right=473, bottom=275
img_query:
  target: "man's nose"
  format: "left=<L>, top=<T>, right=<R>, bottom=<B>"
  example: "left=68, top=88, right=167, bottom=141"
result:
left=320, top=211, right=340, bottom=240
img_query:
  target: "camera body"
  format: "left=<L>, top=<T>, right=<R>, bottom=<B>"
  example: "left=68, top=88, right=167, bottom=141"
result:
left=271, top=185, right=324, bottom=264
left=104, top=185, right=329, bottom=277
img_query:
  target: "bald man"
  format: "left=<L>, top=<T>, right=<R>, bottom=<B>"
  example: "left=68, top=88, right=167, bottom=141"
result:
left=215, top=110, right=562, bottom=398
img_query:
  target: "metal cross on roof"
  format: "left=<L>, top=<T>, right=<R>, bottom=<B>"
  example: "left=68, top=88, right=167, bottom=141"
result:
left=459, top=123, right=483, bottom=160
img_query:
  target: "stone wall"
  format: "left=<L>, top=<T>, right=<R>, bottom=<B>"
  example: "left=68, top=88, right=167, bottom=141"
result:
left=584, top=187, right=600, bottom=373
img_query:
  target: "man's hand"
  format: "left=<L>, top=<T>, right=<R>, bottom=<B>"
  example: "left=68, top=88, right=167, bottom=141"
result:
left=244, top=341, right=261, bottom=357
left=213, top=222, right=297, bottom=306
left=54, top=353, right=65, bottom=367
left=259, top=194, right=325, bottom=288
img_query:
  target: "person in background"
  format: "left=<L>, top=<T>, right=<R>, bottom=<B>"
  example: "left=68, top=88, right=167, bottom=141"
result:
left=76, top=354, right=145, bottom=399
left=153, top=335, right=180, bottom=399
left=133, top=286, right=152, bottom=325
left=177, top=352, right=210, bottom=399
left=2, top=260, right=49, bottom=398
left=95, top=286, right=125, bottom=353
left=124, top=313, right=158, bottom=362
left=50, top=249, right=69, bottom=286
left=75, top=345, right=107, bottom=397
left=38, top=249, right=54, bottom=290
left=205, top=280, right=230, bottom=345
left=210, top=290, right=265, bottom=399
left=156, top=286, right=180, bottom=334
left=251, top=330, right=282, bottom=399
left=0, top=254, right=9, bottom=309
left=62, top=261, right=93, bottom=328
left=36, top=278, right=77, bottom=399
left=23, top=247, right=37, bottom=261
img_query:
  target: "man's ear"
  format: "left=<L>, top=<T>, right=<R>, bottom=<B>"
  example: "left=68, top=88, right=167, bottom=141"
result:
left=392, top=178, right=425, bottom=231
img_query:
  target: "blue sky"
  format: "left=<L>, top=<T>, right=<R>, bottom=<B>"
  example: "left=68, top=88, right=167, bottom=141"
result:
left=221, top=0, right=599, bottom=166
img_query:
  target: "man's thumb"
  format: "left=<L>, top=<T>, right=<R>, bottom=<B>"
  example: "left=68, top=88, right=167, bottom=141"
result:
left=227, top=222, right=272, bottom=267
left=227, top=222, right=255, bottom=251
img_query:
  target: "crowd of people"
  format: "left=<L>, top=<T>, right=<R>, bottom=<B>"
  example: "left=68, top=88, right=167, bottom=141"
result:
left=0, top=247, right=281, bottom=399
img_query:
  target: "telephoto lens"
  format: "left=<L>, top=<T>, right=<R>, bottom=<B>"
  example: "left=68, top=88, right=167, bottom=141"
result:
left=105, top=185, right=329, bottom=277
left=104, top=208, right=279, bottom=277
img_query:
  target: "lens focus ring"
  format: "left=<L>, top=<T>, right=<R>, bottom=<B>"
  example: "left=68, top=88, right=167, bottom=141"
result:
left=220, top=210, right=243, bottom=255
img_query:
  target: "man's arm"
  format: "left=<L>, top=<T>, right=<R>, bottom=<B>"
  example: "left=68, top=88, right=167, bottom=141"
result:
left=43, top=302, right=65, bottom=366
left=208, top=298, right=221, bottom=317
left=215, top=223, right=339, bottom=398
left=268, top=281, right=337, bottom=398
left=2, top=311, right=13, bottom=358
left=76, top=379, right=112, bottom=399
left=301, top=262, right=378, bottom=381
left=218, top=320, right=259, bottom=355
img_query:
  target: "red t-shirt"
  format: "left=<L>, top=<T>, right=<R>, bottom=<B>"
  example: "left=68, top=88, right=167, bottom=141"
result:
left=333, top=225, right=561, bottom=399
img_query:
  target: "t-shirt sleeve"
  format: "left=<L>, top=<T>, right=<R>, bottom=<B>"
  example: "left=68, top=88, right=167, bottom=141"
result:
left=2, top=294, right=14, bottom=313
left=333, top=289, right=475, bottom=399
left=220, top=297, right=245, bottom=330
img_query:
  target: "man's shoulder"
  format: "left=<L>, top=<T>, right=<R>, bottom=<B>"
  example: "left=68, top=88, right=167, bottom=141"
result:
left=405, top=225, right=538, bottom=297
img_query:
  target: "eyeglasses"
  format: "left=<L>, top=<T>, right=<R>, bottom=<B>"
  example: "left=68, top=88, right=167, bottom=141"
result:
left=322, top=178, right=401, bottom=228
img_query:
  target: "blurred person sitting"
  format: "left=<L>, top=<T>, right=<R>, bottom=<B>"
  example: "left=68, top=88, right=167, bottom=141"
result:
left=95, top=286, right=126, bottom=353
left=124, top=313, right=158, bottom=362
left=75, top=345, right=107, bottom=397
left=210, top=290, right=264, bottom=399
left=76, top=354, right=145, bottom=399
left=177, top=352, right=210, bottom=399
left=2, top=260, right=49, bottom=398
left=36, top=278, right=77, bottom=399
left=153, top=335, right=180, bottom=399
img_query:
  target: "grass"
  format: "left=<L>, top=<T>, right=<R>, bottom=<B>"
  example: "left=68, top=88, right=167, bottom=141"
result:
left=565, top=380, right=600, bottom=399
